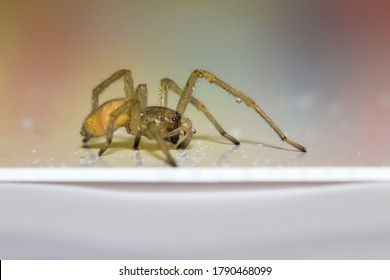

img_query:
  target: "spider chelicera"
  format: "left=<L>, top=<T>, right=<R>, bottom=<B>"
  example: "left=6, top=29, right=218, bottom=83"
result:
left=80, top=69, right=306, bottom=166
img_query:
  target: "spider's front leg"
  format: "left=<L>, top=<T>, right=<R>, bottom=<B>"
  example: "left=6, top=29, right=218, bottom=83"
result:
left=146, top=122, right=177, bottom=167
left=164, top=117, right=193, bottom=150
left=176, top=70, right=307, bottom=152
left=146, top=117, right=193, bottom=167
left=159, top=78, right=239, bottom=145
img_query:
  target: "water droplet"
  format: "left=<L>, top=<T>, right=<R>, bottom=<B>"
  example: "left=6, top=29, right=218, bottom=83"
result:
left=357, top=152, right=362, bottom=156
left=31, top=149, right=37, bottom=154
left=236, top=98, right=242, bottom=104
left=192, top=128, right=197, bottom=134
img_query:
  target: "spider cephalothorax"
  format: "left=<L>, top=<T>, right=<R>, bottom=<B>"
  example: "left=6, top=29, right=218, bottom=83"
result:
left=81, top=69, right=306, bottom=166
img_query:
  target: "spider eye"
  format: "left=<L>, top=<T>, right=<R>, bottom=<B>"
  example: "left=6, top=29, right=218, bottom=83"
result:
left=174, top=112, right=181, bottom=122
left=160, top=116, right=165, bottom=121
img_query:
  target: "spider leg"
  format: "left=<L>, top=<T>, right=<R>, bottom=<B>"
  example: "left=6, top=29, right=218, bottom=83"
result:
left=176, top=70, right=307, bottom=152
left=164, top=117, right=193, bottom=149
left=176, top=118, right=193, bottom=149
left=82, top=134, right=92, bottom=143
left=159, top=78, right=239, bottom=145
left=147, top=122, right=177, bottom=167
left=91, top=69, right=134, bottom=111
left=131, top=84, right=148, bottom=149
left=133, top=135, right=141, bottom=149
left=99, top=99, right=141, bottom=156
left=135, top=84, right=148, bottom=109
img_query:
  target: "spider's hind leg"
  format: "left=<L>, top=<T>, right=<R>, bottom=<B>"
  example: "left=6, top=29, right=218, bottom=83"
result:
left=99, top=99, right=141, bottom=156
left=91, top=69, right=135, bottom=111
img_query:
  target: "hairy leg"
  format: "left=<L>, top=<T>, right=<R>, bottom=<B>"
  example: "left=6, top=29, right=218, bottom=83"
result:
left=135, top=84, right=148, bottom=109
left=127, top=84, right=148, bottom=148
left=159, top=78, right=239, bottom=145
left=147, top=122, right=177, bottom=167
left=176, top=70, right=306, bottom=152
left=91, top=69, right=134, bottom=111
left=99, top=99, right=140, bottom=156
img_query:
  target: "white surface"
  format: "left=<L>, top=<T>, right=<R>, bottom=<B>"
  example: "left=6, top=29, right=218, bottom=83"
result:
left=1, top=181, right=389, bottom=259
left=1, top=167, right=390, bottom=183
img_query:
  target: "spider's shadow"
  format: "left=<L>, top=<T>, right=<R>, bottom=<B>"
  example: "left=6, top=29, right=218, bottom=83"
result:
left=80, top=134, right=304, bottom=166
left=85, top=135, right=298, bottom=153
left=83, top=137, right=162, bottom=152
left=81, top=136, right=177, bottom=165
left=194, top=134, right=301, bottom=153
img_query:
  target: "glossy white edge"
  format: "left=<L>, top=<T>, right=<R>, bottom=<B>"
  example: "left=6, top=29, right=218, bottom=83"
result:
left=0, top=167, right=389, bottom=183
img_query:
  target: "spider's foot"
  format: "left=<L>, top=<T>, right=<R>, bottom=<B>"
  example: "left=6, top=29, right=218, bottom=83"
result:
left=80, top=127, right=93, bottom=143
left=177, top=139, right=191, bottom=149
left=222, top=132, right=239, bottom=145
left=168, top=160, right=178, bottom=167
left=165, top=155, right=177, bottom=167
left=98, top=143, right=110, bottom=156
left=284, top=137, right=307, bottom=152
left=133, top=136, right=141, bottom=149
left=293, top=141, right=307, bottom=153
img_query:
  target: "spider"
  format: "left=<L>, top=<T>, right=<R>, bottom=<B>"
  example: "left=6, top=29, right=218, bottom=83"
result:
left=80, top=69, right=306, bottom=166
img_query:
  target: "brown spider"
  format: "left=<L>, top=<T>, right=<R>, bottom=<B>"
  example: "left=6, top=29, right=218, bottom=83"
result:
left=80, top=69, right=306, bottom=166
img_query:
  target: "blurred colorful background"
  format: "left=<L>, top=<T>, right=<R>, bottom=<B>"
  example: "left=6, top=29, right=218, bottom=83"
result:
left=1, top=0, right=390, bottom=167
left=1, top=0, right=390, bottom=260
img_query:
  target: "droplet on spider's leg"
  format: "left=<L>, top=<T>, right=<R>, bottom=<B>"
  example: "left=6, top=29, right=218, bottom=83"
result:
left=236, top=98, right=242, bottom=104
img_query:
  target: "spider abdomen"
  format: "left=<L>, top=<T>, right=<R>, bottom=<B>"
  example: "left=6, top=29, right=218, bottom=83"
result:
left=81, top=98, right=130, bottom=138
